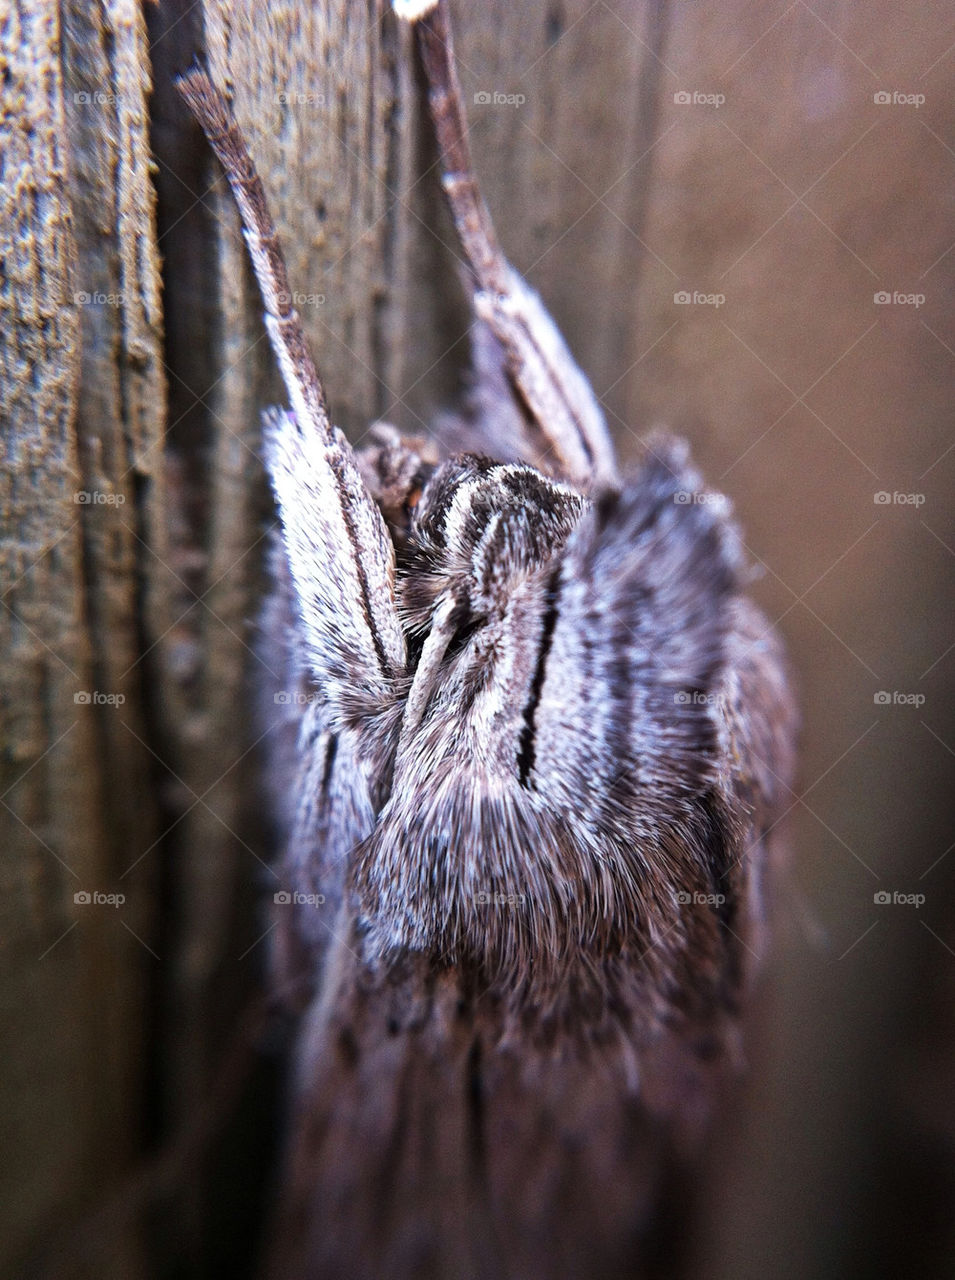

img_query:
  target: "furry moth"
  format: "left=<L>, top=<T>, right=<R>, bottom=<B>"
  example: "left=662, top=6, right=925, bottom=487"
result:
left=177, top=2, right=797, bottom=1276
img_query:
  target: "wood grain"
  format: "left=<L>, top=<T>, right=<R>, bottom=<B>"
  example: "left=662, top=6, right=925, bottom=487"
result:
left=1, top=1, right=163, bottom=1275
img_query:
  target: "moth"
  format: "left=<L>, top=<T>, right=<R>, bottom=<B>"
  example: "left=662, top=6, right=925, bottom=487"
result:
left=178, top=1, right=797, bottom=1276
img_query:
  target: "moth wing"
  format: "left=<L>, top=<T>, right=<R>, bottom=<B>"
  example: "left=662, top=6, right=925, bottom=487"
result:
left=269, top=698, right=379, bottom=1007
left=528, top=437, right=742, bottom=837
left=527, top=436, right=797, bottom=976
left=258, top=536, right=379, bottom=1003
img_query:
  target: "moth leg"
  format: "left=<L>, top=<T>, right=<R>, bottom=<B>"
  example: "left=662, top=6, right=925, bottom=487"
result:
left=394, top=0, right=618, bottom=490
left=176, top=71, right=406, bottom=719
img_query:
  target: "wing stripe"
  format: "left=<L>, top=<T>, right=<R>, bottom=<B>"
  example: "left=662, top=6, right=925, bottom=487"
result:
left=516, top=563, right=563, bottom=788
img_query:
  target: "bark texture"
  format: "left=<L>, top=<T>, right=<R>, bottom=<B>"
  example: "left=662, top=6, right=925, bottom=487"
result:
left=2, top=2, right=164, bottom=1275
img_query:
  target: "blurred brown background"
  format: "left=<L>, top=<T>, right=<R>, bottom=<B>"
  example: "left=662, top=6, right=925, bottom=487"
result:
left=2, top=1, right=953, bottom=1276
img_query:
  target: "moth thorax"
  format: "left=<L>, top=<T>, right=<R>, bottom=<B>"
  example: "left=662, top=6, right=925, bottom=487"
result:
left=408, top=457, right=587, bottom=616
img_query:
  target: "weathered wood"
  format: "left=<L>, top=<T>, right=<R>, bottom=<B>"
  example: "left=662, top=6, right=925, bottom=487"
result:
left=1, top=1, right=164, bottom=1275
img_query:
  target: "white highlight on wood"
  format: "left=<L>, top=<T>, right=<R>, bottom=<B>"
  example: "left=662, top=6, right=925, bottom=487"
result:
left=392, top=0, right=438, bottom=21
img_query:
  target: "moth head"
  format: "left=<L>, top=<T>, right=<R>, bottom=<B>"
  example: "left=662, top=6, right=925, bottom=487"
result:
left=399, top=456, right=586, bottom=630
left=355, top=422, right=440, bottom=548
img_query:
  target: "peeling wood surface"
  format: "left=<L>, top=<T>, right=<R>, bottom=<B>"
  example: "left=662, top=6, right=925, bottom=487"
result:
left=2, top=0, right=164, bottom=1275
left=2, top=1, right=954, bottom=1277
